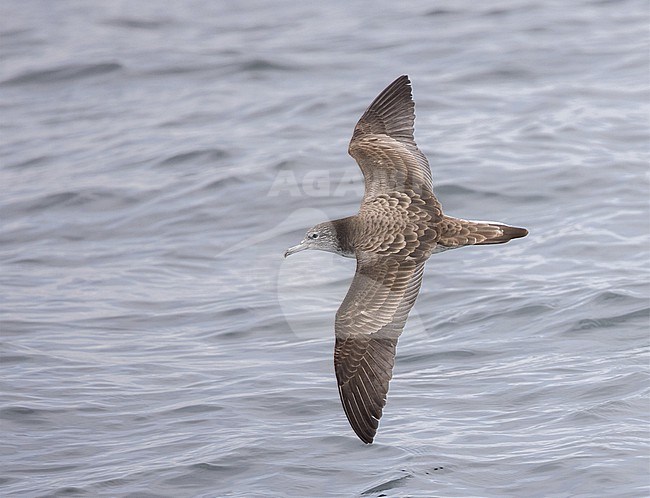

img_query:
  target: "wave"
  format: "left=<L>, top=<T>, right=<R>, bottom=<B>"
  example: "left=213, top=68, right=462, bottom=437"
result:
left=157, top=149, right=229, bottom=167
left=1, top=62, right=122, bottom=86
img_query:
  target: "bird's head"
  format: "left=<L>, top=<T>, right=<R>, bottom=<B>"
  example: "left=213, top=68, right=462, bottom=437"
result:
left=284, top=222, right=342, bottom=258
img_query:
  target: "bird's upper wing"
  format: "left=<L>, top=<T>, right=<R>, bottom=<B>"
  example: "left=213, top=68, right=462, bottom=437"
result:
left=334, top=255, right=425, bottom=443
left=349, top=75, right=434, bottom=198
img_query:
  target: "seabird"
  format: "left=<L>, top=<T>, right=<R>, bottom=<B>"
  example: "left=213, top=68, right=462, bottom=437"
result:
left=284, top=75, right=528, bottom=444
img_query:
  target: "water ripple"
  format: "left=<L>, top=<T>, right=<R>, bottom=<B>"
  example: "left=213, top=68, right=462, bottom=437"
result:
left=1, top=62, right=122, bottom=86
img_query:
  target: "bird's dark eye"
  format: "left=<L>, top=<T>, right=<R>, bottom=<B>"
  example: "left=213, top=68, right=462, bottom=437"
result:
left=310, top=233, right=319, bottom=239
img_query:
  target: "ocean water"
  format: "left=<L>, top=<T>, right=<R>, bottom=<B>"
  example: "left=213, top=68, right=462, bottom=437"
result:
left=1, top=0, right=649, bottom=496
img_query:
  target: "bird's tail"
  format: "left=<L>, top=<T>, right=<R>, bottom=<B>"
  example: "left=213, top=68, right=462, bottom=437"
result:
left=438, top=216, right=528, bottom=248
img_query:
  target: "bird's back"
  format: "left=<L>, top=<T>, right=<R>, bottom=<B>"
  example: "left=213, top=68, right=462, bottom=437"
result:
left=346, top=188, right=442, bottom=261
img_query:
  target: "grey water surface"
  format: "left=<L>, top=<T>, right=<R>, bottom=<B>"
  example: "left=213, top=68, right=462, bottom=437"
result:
left=1, top=0, right=649, bottom=496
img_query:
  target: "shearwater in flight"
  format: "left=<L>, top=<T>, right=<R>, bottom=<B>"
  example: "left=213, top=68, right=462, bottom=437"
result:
left=284, top=75, right=528, bottom=444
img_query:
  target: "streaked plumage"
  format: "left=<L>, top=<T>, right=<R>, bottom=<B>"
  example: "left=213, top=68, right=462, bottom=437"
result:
left=284, top=75, right=528, bottom=443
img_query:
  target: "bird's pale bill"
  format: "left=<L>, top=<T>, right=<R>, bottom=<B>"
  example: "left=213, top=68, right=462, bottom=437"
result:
left=284, top=241, right=308, bottom=258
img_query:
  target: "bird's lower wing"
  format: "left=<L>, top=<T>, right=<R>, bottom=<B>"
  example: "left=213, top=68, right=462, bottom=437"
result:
left=334, top=256, right=425, bottom=443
